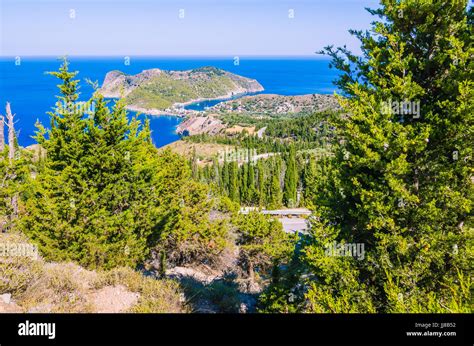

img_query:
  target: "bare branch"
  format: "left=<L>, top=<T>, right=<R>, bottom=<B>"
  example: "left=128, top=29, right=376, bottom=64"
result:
left=0, top=114, right=4, bottom=153
left=5, top=102, right=16, bottom=164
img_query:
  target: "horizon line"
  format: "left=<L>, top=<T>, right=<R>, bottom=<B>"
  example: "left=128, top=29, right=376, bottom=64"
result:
left=0, top=54, right=329, bottom=59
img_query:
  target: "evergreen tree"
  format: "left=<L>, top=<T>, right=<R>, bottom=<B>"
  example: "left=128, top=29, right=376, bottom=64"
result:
left=268, top=158, right=283, bottom=209
left=157, top=180, right=229, bottom=266
left=241, top=164, right=249, bottom=204
left=21, top=59, right=191, bottom=269
left=221, top=158, right=229, bottom=195
left=262, top=0, right=472, bottom=313
left=228, top=161, right=239, bottom=203
left=247, top=162, right=257, bottom=205
left=211, top=156, right=220, bottom=187
left=235, top=212, right=295, bottom=281
left=303, top=155, right=318, bottom=208
left=283, top=145, right=297, bottom=207
left=257, top=160, right=265, bottom=207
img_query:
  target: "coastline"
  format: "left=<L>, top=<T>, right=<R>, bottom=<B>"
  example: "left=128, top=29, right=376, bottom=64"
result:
left=2, top=57, right=338, bottom=148
left=123, top=90, right=264, bottom=117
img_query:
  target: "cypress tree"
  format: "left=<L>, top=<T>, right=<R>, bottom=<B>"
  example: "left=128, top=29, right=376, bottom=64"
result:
left=268, top=158, right=282, bottom=209
left=221, top=158, right=229, bottom=195
left=257, top=160, right=265, bottom=207
left=229, top=161, right=239, bottom=203
left=191, top=146, right=198, bottom=179
left=241, top=164, right=248, bottom=204
left=283, top=145, right=297, bottom=207
left=247, top=162, right=257, bottom=206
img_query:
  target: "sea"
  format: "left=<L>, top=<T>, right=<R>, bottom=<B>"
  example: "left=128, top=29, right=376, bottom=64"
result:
left=0, top=56, right=339, bottom=148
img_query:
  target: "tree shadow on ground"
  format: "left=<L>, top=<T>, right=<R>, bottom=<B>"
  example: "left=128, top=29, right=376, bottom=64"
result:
left=177, top=272, right=259, bottom=313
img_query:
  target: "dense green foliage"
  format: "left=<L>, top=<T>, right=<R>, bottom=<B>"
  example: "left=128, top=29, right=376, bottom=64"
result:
left=0, top=61, right=298, bottom=313
left=183, top=110, right=336, bottom=209
left=234, top=212, right=296, bottom=281
left=283, top=146, right=297, bottom=207
left=260, top=0, right=473, bottom=313
left=18, top=60, right=229, bottom=270
left=154, top=180, right=230, bottom=267
left=190, top=142, right=334, bottom=209
left=1, top=0, right=471, bottom=314
left=184, top=110, right=335, bottom=151
left=0, top=136, right=32, bottom=233
left=193, top=152, right=288, bottom=208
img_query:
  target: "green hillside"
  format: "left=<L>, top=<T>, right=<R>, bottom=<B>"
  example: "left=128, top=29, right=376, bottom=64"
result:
left=124, top=68, right=248, bottom=110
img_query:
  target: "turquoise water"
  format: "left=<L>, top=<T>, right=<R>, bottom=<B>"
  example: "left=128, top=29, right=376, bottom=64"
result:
left=0, top=56, right=338, bottom=147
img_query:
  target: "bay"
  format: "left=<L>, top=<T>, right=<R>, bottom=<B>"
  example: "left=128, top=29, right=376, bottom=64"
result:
left=0, top=56, right=338, bottom=147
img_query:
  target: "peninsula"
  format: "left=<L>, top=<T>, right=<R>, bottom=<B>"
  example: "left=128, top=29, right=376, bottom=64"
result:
left=99, top=67, right=264, bottom=115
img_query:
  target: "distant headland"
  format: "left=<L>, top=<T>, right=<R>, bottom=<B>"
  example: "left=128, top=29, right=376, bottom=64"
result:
left=99, top=66, right=264, bottom=116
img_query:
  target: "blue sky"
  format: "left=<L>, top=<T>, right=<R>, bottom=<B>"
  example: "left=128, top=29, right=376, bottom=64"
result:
left=0, top=0, right=379, bottom=56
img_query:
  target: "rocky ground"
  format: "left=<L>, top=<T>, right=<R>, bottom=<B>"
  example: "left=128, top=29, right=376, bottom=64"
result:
left=0, top=231, right=265, bottom=314
left=157, top=246, right=262, bottom=313
left=0, top=262, right=141, bottom=313
left=176, top=114, right=225, bottom=136
left=0, top=233, right=184, bottom=314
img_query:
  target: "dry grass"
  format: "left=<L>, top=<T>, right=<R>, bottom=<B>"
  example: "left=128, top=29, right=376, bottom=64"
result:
left=19, top=262, right=95, bottom=313
left=162, top=140, right=232, bottom=164
left=0, top=232, right=44, bottom=299
left=225, top=125, right=256, bottom=135
left=0, top=232, right=186, bottom=313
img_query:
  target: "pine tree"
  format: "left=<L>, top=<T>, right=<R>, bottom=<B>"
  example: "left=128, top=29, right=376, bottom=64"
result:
left=247, top=162, right=257, bottom=206
left=21, top=59, right=191, bottom=269
left=268, top=158, right=283, bottom=209
left=241, top=164, right=248, bottom=204
left=283, top=145, right=297, bottom=207
left=229, top=161, right=239, bottom=203
left=257, top=160, right=265, bottom=207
